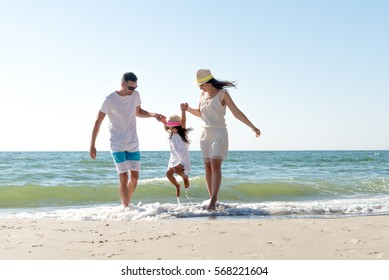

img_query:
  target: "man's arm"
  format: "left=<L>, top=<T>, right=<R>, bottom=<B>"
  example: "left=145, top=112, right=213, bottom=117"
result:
left=136, top=105, right=165, bottom=122
left=90, top=111, right=106, bottom=159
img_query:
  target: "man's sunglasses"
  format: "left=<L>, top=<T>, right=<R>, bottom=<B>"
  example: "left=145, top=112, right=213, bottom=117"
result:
left=124, top=84, right=137, bottom=91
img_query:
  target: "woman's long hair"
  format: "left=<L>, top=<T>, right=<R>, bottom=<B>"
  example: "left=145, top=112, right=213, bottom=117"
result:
left=207, top=78, right=237, bottom=89
left=169, top=126, right=193, bottom=144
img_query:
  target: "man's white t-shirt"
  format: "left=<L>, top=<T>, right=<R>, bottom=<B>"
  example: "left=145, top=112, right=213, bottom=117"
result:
left=100, top=91, right=141, bottom=151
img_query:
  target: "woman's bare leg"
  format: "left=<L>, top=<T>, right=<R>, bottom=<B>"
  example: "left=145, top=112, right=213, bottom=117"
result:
left=203, top=161, right=212, bottom=198
left=208, top=158, right=223, bottom=211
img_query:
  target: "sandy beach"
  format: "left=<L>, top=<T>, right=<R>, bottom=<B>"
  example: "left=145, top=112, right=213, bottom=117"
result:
left=0, top=215, right=388, bottom=260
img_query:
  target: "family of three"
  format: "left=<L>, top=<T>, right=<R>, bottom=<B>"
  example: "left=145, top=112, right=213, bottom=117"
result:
left=89, top=69, right=261, bottom=211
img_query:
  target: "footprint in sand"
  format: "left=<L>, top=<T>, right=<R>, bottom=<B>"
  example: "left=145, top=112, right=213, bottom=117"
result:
left=368, top=251, right=383, bottom=258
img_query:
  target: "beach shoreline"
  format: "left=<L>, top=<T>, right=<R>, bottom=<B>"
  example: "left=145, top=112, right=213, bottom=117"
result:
left=1, top=215, right=388, bottom=260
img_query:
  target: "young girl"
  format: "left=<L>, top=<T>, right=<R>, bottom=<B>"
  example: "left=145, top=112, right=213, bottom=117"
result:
left=163, top=109, right=192, bottom=198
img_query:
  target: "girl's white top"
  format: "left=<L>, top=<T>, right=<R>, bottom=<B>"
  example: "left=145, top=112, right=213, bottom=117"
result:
left=168, top=133, right=190, bottom=173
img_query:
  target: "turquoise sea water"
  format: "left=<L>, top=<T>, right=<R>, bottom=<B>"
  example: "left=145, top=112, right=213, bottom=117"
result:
left=1, top=151, right=389, bottom=220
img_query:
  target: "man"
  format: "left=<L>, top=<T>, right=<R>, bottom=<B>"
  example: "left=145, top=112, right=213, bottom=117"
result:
left=90, top=72, right=165, bottom=207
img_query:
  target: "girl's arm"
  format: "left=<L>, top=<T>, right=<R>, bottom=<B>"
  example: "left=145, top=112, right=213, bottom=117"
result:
left=161, top=116, right=169, bottom=132
left=223, top=92, right=261, bottom=137
left=181, top=106, right=187, bottom=129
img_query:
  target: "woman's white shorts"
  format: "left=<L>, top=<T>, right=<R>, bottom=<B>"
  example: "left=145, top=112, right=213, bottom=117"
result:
left=200, top=127, right=228, bottom=161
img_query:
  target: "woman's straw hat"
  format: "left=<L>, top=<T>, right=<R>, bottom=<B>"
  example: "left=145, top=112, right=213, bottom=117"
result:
left=195, top=69, right=213, bottom=85
left=166, top=115, right=182, bottom=127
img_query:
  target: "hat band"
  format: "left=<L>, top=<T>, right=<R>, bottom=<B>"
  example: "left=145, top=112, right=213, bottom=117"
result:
left=197, top=74, right=213, bottom=83
left=166, top=121, right=181, bottom=127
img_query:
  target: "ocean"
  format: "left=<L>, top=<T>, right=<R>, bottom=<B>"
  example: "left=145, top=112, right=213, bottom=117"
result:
left=1, top=151, right=389, bottom=221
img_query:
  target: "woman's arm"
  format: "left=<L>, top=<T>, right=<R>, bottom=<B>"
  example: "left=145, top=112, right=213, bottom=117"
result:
left=223, top=92, right=261, bottom=137
left=181, top=102, right=202, bottom=118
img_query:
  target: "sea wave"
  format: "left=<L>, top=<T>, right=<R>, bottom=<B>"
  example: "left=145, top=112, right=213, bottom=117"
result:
left=1, top=176, right=389, bottom=209
left=2, top=196, right=389, bottom=221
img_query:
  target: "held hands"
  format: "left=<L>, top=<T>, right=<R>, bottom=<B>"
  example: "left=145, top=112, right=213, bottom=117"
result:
left=180, top=103, right=188, bottom=111
left=161, top=117, right=167, bottom=125
left=155, top=113, right=166, bottom=123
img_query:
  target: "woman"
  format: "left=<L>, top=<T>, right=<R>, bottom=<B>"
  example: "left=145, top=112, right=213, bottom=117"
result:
left=182, top=69, right=261, bottom=210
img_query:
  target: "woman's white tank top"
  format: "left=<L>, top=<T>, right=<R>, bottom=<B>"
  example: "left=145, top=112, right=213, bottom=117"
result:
left=199, top=89, right=227, bottom=128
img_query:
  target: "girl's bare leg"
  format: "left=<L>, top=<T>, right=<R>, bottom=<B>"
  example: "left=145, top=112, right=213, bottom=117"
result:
left=176, top=168, right=190, bottom=188
left=166, top=168, right=181, bottom=197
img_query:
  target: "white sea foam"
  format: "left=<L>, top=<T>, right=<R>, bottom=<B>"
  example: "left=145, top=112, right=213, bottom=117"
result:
left=2, top=196, right=389, bottom=221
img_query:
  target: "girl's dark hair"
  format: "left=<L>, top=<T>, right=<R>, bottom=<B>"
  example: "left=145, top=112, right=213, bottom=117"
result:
left=207, top=78, right=237, bottom=89
left=169, top=127, right=193, bottom=144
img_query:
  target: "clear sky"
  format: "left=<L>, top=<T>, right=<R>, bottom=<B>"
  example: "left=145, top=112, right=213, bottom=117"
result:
left=0, top=0, right=388, bottom=151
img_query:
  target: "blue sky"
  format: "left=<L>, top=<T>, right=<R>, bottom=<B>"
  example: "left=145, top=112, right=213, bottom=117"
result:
left=0, top=0, right=388, bottom=151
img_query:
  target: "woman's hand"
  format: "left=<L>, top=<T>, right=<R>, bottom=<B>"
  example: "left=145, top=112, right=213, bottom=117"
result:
left=252, top=127, right=261, bottom=137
